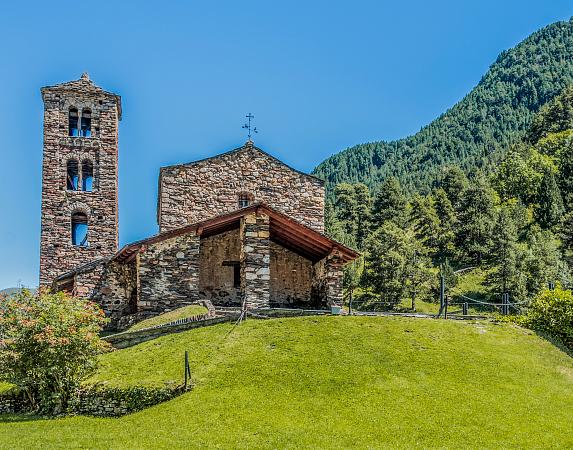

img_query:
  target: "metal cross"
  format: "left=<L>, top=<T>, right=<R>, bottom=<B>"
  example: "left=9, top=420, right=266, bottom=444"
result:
left=242, top=113, right=258, bottom=140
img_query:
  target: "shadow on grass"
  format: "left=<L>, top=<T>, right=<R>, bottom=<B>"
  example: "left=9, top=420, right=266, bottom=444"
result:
left=0, top=413, right=48, bottom=424
left=533, top=330, right=573, bottom=358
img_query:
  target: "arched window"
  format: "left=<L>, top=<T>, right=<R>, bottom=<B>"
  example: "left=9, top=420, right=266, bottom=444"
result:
left=68, top=108, right=79, bottom=136
left=80, top=109, right=91, bottom=137
left=66, top=160, right=79, bottom=191
left=71, top=212, right=89, bottom=247
left=238, top=193, right=253, bottom=209
left=82, top=160, right=94, bottom=191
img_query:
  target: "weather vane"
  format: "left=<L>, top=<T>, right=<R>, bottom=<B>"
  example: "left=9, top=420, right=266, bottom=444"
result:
left=242, top=113, right=258, bottom=141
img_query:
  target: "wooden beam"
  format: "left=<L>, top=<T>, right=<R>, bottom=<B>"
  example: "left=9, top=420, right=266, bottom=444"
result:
left=271, top=225, right=330, bottom=255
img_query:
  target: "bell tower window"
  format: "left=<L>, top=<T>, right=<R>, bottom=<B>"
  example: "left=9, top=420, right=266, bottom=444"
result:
left=82, top=160, right=94, bottom=192
left=67, top=160, right=79, bottom=191
left=71, top=212, right=89, bottom=247
left=80, top=109, right=92, bottom=137
left=68, top=108, right=79, bottom=136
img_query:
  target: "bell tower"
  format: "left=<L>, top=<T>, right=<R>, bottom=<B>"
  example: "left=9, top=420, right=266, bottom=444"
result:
left=39, top=73, right=122, bottom=287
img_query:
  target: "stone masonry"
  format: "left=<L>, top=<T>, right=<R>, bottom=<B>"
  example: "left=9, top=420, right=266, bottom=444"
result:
left=241, top=212, right=271, bottom=308
left=138, top=233, right=201, bottom=313
left=39, top=74, right=121, bottom=286
left=158, top=142, right=325, bottom=233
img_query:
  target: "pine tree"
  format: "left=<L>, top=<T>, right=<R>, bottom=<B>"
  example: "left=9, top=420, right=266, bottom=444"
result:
left=489, top=206, right=519, bottom=295
left=333, top=183, right=357, bottom=238
left=353, top=183, right=372, bottom=250
left=437, top=166, right=468, bottom=209
left=371, top=177, right=407, bottom=230
left=535, top=170, right=565, bottom=229
left=456, top=177, right=496, bottom=264
left=409, top=194, right=440, bottom=255
left=433, top=188, right=458, bottom=261
left=362, top=222, right=431, bottom=309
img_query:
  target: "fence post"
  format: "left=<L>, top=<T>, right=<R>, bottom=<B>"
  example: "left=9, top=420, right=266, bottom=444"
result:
left=440, top=274, right=445, bottom=309
left=501, top=293, right=510, bottom=315
left=184, top=350, right=192, bottom=390
left=463, top=302, right=468, bottom=316
left=349, top=289, right=353, bottom=316
left=444, top=296, right=449, bottom=320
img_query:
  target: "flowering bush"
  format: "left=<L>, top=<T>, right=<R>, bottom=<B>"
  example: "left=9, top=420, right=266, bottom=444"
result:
left=0, top=289, right=110, bottom=414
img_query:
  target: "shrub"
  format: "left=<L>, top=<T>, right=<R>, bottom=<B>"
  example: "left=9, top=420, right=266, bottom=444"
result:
left=523, top=286, right=573, bottom=350
left=0, top=289, right=110, bottom=414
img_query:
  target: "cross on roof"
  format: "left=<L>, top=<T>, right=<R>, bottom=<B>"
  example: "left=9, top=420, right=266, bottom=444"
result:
left=242, top=113, right=258, bottom=141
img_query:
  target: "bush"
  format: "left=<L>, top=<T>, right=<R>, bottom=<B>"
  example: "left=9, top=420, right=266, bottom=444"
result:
left=523, top=286, right=573, bottom=350
left=0, top=289, right=110, bottom=414
left=71, top=384, right=184, bottom=416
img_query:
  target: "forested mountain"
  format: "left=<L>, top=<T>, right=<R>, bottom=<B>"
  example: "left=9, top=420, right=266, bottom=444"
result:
left=329, top=83, right=573, bottom=310
left=314, top=18, right=573, bottom=194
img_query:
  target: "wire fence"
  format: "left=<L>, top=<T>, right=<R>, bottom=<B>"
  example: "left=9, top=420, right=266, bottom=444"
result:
left=343, top=275, right=555, bottom=319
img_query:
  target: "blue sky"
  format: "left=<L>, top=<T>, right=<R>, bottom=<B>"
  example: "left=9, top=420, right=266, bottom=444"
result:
left=0, top=0, right=572, bottom=289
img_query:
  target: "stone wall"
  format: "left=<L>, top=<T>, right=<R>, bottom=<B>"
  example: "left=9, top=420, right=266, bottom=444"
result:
left=89, top=259, right=137, bottom=327
left=55, top=257, right=136, bottom=330
left=199, top=229, right=241, bottom=306
left=138, top=233, right=200, bottom=312
left=324, top=251, right=345, bottom=308
left=158, top=143, right=325, bottom=233
left=39, top=74, right=121, bottom=287
left=269, top=242, right=313, bottom=307
left=241, top=213, right=270, bottom=308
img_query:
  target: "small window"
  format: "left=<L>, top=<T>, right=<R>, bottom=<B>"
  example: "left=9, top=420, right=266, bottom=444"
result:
left=71, top=212, right=89, bottom=247
left=238, top=193, right=252, bottom=209
left=67, top=160, right=79, bottom=190
left=223, top=261, right=241, bottom=288
left=80, top=109, right=91, bottom=137
left=82, top=160, right=93, bottom=191
left=69, top=108, right=79, bottom=136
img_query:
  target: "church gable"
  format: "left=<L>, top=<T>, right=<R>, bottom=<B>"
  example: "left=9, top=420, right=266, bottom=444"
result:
left=158, top=142, right=325, bottom=233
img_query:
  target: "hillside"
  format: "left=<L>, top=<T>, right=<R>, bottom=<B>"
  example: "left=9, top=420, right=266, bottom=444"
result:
left=1, top=316, right=572, bottom=448
left=314, top=18, right=573, bottom=194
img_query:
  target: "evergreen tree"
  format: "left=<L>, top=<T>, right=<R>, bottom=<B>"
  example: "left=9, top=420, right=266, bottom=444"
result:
left=535, top=170, right=565, bottom=229
left=456, top=177, right=496, bottom=264
left=525, top=227, right=569, bottom=298
left=371, top=177, right=407, bottom=229
left=433, top=188, right=458, bottom=261
left=409, top=194, right=440, bottom=255
left=353, top=183, right=372, bottom=250
left=362, top=222, right=431, bottom=308
left=488, top=205, right=519, bottom=295
left=333, top=183, right=357, bottom=238
left=555, top=138, right=573, bottom=209
left=438, top=166, right=469, bottom=209
left=558, top=210, right=573, bottom=266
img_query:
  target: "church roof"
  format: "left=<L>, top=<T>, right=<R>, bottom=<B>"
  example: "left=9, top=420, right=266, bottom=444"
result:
left=114, top=203, right=359, bottom=264
left=40, top=73, right=122, bottom=120
left=160, top=141, right=324, bottom=184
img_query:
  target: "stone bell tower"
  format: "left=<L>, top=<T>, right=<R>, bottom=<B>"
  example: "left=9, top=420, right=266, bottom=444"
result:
left=39, top=73, right=122, bottom=287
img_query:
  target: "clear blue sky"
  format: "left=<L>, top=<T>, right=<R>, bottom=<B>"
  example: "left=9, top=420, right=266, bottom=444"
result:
left=0, top=1, right=572, bottom=289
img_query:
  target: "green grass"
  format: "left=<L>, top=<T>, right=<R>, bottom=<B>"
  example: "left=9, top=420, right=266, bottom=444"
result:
left=451, top=267, right=491, bottom=301
left=1, top=316, right=572, bottom=448
left=126, top=305, right=208, bottom=332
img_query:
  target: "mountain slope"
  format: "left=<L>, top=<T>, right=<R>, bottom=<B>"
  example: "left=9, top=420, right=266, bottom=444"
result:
left=1, top=316, right=572, bottom=448
left=314, top=18, right=573, bottom=194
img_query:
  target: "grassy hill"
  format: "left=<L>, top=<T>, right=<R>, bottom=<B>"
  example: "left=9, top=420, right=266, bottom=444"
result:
left=1, top=316, right=572, bottom=448
left=314, top=18, right=573, bottom=194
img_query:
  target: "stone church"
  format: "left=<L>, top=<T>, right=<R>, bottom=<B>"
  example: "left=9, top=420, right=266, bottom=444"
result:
left=39, top=74, right=358, bottom=329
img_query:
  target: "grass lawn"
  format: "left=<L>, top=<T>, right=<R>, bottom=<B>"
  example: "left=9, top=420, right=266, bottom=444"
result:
left=1, top=316, right=572, bottom=448
left=126, top=304, right=208, bottom=331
